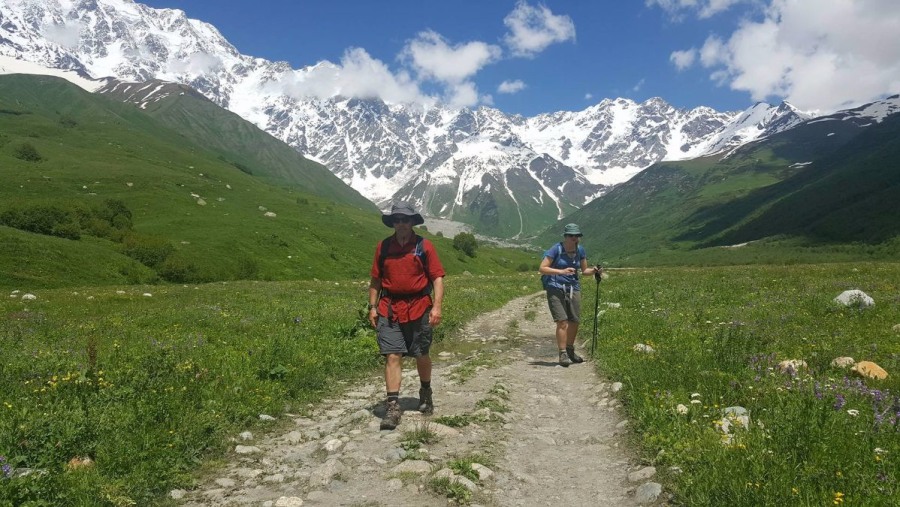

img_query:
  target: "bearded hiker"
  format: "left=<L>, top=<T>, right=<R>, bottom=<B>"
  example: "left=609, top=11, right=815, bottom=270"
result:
left=368, top=201, right=446, bottom=430
left=538, top=223, right=602, bottom=366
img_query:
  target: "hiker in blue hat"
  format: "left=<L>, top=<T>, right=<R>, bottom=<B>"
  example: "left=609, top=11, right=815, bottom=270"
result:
left=538, top=223, right=602, bottom=366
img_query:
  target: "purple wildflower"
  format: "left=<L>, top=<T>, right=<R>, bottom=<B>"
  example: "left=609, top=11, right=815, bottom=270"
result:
left=834, top=393, right=846, bottom=410
left=814, top=382, right=823, bottom=400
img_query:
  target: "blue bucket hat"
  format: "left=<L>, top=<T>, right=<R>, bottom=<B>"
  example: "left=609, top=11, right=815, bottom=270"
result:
left=382, top=201, right=425, bottom=228
left=562, top=223, right=583, bottom=236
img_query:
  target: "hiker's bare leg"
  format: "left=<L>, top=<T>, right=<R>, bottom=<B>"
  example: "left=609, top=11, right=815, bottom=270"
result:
left=385, top=353, right=402, bottom=392
left=556, top=320, right=569, bottom=350
left=415, top=354, right=432, bottom=383
left=567, top=321, right=579, bottom=347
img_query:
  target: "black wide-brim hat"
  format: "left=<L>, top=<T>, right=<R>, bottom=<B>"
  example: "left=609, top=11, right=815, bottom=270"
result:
left=382, top=201, right=425, bottom=227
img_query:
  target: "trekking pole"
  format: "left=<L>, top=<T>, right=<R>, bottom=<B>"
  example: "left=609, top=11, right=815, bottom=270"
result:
left=591, top=265, right=602, bottom=358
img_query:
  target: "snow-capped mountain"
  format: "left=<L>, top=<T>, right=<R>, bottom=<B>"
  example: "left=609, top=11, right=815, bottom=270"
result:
left=0, top=0, right=821, bottom=237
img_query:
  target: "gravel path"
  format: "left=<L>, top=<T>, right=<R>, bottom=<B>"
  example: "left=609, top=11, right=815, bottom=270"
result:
left=177, top=293, right=661, bottom=506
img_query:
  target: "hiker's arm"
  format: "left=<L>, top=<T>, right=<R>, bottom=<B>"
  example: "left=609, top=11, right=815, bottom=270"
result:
left=429, top=276, right=444, bottom=327
left=368, top=277, right=382, bottom=328
left=580, top=258, right=600, bottom=276
left=539, top=256, right=574, bottom=275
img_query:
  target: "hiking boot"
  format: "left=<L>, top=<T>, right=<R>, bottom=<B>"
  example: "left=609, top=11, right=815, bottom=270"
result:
left=559, top=351, right=572, bottom=367
left=380, top=400, right=402, bottom=430
left=566, top=346, right=584, bottom=364
left=418, top=387, right=434, bottom=415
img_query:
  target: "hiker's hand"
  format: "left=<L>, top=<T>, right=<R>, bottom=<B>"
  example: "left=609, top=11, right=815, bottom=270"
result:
left=429, top=306, right=442, bottom=327
left=562, top=267, right=576, bottom=275
left=593, top=265, right=603, bottom=281
left=368, top=308, right=378, bottom=328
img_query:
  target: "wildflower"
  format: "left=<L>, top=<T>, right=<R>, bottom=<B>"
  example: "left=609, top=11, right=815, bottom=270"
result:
left=833, top=492, right=844, bottom=504
left=792, top=487, right=799, bottom=495
left=833, top=394, right=846, bottom=410
left=847, top=409, right=859, bottom=417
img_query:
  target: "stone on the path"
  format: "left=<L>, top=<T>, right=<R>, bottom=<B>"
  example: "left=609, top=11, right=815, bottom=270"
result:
left=274, top=497, right=304, bottom=507
left=851, top=361, right=888, bottom=380
left=169, top=489, right=186, bottom=500
left=259, top=414, right=276, bottom=421
left=214, top=478, right=236, bottom=488
left=635, top=482, right=663, bottom=504
left=284, top=431, right=304, bottom=444
left=831, top=357, right=855, bottom=368
left=472, top=463, right=495, bottom=480
left=239, top=431, right=253, bottom=441
left=611, top=382, right=623, bottom=393
left=309, top=458, right=345, bottom=486
left=323, top=438, right=344, bottom=453
left=234, top=445, right=261, bottom=454
left=386, top=478, right=404, bottom=491
left=833, top=290, right=874, bottom=308
left=391, top=460, right=432, bottom=474
left=454, top=475, right=479, bottom=492
left=627, top=466, right=657, bottom=482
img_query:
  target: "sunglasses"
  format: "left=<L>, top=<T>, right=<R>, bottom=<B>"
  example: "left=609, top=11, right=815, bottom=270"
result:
left=392, top=215, right=412, bottom=224
left=564, top=234, right=582, bottom=238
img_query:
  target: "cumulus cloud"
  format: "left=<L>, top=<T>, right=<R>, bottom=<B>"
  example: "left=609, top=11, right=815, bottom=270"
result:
left=647, top=0, right=749, bottom=20
left=42, top=20, right=82, bottom=49
left=585, top=92, right=594, bottom=100
left=498, top=79, right=526, bottom=94
left=503, top=1, right=576, bottom=57
left=664, top=0, right=900, bottom=112
left=167, top=51, right=224, bottom=75
left=272, top=48, right=434, bottom=106
left=401, top=30, right=501, bottom=84
left=670, top=49, right=697, bottom=70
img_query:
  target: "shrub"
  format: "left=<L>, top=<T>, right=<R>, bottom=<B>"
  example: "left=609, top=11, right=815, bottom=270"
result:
left=122, top=233, right=174, bottom=268
left=452, top=232, right=478, bottom=258
left=14, top=142, right=42, bottom=162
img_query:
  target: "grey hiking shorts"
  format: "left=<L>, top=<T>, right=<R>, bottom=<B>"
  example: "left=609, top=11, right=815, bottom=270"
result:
left=547, top=287, right=581, bottom=322
left=376, top=309, right=433, bottom=357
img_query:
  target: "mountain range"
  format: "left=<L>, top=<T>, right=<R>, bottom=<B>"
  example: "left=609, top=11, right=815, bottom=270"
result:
left=0, top=0, right=826, bottom=239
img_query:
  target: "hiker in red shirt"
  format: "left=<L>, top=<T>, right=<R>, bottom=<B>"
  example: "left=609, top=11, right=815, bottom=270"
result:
left=368, top=202, right=445, bottom=430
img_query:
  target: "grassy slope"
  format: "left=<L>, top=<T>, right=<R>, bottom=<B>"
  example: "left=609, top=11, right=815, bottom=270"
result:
left=0, top=75, right=535, bottom=288
left=537, top=112, right=900, bottom=265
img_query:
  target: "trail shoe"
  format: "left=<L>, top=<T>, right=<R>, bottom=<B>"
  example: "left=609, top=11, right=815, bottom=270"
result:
left=418, top=387, right=434, bottom=415
left=566, top=346, right=584, bottom=364
left=380, top=400, right=402, bottom=430
left=559, top=351, right=572, bottom=367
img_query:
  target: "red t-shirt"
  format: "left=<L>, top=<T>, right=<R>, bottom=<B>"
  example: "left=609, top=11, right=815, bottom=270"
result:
left=370, top=235, right=445, bottom=323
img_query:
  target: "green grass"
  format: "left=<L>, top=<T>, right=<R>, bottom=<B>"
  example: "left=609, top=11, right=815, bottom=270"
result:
left=0, top=274, right=534, bottom=505
left=586, top=262, right=900, bottom=506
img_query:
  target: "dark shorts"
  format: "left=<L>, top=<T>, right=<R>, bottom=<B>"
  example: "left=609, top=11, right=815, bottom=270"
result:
left=376, top=309, right=433, bottom=357
left=547, top=287, right=581, bottom=322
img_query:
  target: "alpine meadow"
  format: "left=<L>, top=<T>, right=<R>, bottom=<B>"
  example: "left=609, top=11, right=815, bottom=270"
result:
left=2, top=0, right=900, bottom=505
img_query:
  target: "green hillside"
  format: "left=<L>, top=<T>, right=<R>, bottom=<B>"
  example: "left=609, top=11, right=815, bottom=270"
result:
left=0, top=74, right=535, bottom=288
left=97, top=79, right=375, bottom=210
left=537, top=111, right=900, bottom=265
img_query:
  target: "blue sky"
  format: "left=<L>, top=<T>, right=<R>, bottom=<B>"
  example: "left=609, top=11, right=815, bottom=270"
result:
left=143, top=0, right=900, bottom=117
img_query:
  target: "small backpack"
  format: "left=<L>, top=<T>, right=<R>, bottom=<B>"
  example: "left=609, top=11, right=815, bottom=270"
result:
left=541, top=242, right=584, bottom=289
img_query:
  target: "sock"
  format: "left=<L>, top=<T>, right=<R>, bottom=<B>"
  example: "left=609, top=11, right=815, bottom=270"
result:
left=566, top=346, right=575, bottom=351
left=387, top=391, right=399, bottom=403
left=421, top=381, right=431, bottom=390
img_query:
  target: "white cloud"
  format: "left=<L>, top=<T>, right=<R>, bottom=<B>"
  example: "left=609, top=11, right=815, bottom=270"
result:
left=401, top=30, right=501, bottom=84
left=444, top=81, right=482, bottom=109
left=498, top=79, right=526, bottom=94
left=503, top=1, right=576, bottom=57
left=667, top=0, right=900, bottom=112
left=670, top=48, right=697, bottom=70
left=167, top=51, right=224, bottom=75
left=632, top=79, right=646, bottom=92
left=584, top=92, right=594, bottom=100
left=647, top=0, right=749, bottom=19
left=42, top=20, right=82, bottom=49
left=274, top=48, right=434, bottom=106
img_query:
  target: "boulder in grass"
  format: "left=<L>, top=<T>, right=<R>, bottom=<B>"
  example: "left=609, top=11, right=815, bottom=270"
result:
left=833, top=290, right=874, bottom=308
left=851, top=361, right=888, bottom=380
left=893, top=324, right=900, bottom=333
left=777, top=359, right=807, bottom=374
left=831, top=357, right=855, bottom=368
left=633, top=343, right=655, bottom=354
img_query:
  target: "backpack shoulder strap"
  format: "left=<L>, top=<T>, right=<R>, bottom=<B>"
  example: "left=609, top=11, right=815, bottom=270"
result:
left=378, top=236, right=393, bottom=276
left=548, top=242, right=563, bottom=267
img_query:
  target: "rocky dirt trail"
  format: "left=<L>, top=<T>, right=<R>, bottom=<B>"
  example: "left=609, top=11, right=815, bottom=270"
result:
left=177, top=293, right=664, bottom=506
